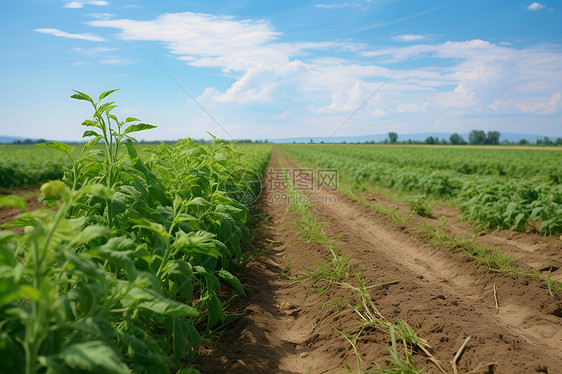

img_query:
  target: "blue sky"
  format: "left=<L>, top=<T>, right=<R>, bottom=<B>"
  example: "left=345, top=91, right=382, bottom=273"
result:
left=1, top=0, right=561, bottom=141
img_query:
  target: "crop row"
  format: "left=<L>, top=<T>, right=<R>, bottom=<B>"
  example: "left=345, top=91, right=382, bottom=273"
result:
left=282, top=145, right=562, bottom=235
left=301, top=145, right=562, bottom=183
left=0, top=146, right=71, bottom=189
left=0, top=90, right=272, bottom=374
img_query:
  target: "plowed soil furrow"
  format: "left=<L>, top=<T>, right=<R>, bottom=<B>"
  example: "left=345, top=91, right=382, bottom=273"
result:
left=277, top=150, right=562, bottom=373
left=197, top=150, right=562, bottom=374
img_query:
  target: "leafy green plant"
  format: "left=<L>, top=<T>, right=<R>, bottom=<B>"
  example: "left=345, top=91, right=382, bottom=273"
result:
left=404, top=195, right=433, bottom=218
left=0, top=89, right=272, bottom=373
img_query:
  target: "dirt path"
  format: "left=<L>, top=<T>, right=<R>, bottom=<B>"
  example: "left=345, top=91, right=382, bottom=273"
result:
left=198, top=149, right=562, bottom=373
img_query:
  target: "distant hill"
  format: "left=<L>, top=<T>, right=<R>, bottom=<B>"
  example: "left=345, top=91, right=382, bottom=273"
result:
left=0, top=136, right=34, bottom=144
left=270, top=132, right=558, bottom=144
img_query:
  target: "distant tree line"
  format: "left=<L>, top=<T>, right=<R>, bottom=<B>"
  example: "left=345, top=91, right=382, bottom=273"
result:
left=380, top=130, right=562, bottom=146
left=7, top=138, right=48, bottom=145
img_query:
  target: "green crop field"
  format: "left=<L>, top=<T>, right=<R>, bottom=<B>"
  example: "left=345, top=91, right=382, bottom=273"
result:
left=281, top=144, right=562, bottom=235
left=0, top=90, right=272, bottom=374
left=0, top=145, right=72, bottom=189
left=1, top=90, right=561, bottom=373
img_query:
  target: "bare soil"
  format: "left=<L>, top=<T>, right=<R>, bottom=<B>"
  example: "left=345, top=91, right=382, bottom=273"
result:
left=195, top=150, right=562, bottom=373
left=0, top=187, right=41, bottom=232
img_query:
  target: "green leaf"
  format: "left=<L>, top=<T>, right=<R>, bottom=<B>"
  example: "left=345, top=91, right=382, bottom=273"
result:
left=85, top=134, right=103, bottom=149
left=218, top=269, right=245, bottom=295
left=82, top=130, right=99, bottom=138
left=99, top=88, right=119, bottom=102
left=0, top=275, right=39, bottom=305
left=70, top=225, right=110, bottom=245
left=71, top=89, right=94, bottom=104
left=0, top=195, right=27, bottom=211
left=194, top=265, right=220, bottom=294
left=83, top=184, right=114, bottom=200
left=206, top=293, right=224, bottom=330
left=125, top=117, right=140, bottom=123
left=60, top=341, right=129, bottom=374
left=82, top=119, right=100, bottom=127
left=0, top=216, right=35, bottom=228
left=123, top=287, right=199, bottom=317
left=97, top=101, right=116, bottom=115
left=177, top=368, right=201, bottom=374
left=36, top=141, right=73, bottom=155
left=123, top=123, right=157, bottom=135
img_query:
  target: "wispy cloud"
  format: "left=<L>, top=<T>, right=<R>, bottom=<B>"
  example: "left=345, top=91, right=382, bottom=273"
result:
left=527, top=2, right=546, bottom=11
left=88, top=12, right=115, bottom=20
left=315, top=3, right=361, bottom=9
left=87, top=10, right=562, bottom=137
left=34, top=28, right=104, bottom=41
left=63, top=0, right=109, bottom=9
left=392, top=34, right=428, bottom=42
left=73, top=46, right=117, bottom=54
left=100, top=58, right=136, bottom=65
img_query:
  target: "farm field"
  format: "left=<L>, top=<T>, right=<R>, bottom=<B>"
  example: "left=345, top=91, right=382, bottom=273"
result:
left=1, top=138, right=562, bottom=373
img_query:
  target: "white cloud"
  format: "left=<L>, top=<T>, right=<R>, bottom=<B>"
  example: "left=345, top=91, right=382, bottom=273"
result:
left=34, top=28, right=104, bottom=41
left=87, top=11, right=562, bottom=136
left=315, top=3, right=361, bottom=9
left=392, top=34, right=427, bottom=42
left=372, top=108, right=388, bottom=118
left=88, top=13, right=115, bottom=20
left=63, top=0, right=109, bottom=9
left=492, top=92, right=561, bottom=115
left=527, top=2, right=546, bottom=11
left=73, top=46, right=117, bottom=54
left=100, top=58, right=136, bottom=65
left=89, top=12, right=282, bottom=72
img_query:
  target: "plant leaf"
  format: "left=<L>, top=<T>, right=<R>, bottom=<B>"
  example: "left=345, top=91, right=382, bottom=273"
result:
left=36, top=141, right=73, bottom=155
left=82, top=130, right=99, bottom=138
left=60, top=341, right=129, bottom=374
left=125, top=117, right=140, bottom=123
left=82, top=119, right=100, bottom=128
left=123, top=123, right=157, bottom=135
left=218, top=269, right=245, bottom=295
left=85, top=134, right=103, bottom=149
left=71, top=89, right=94, bottom=104
left=0, top=195, right=27, bottom=211
left=99, top=88, right=119, bottom=102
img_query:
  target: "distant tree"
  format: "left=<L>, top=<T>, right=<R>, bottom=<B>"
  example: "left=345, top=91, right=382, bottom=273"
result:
left=501, top=139, right=511, bottom=145
left=449, top=133, right=466, bottom=145
left=469, top=130, right=487, bottom=145
left=388, top=132, right=398, bottom=144
left=309, top=139, right=314, bottom=144
left=556, top=138, right=562, bottom=146
left=425, top=136, right=436, bottom=144
left=486, top=131, right=501, bottom=145
left=519, top=139, right=529, bottom=145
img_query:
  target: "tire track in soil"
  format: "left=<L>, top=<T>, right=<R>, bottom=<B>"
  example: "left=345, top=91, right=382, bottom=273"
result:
left=277, top=149, right=562, bottom=373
